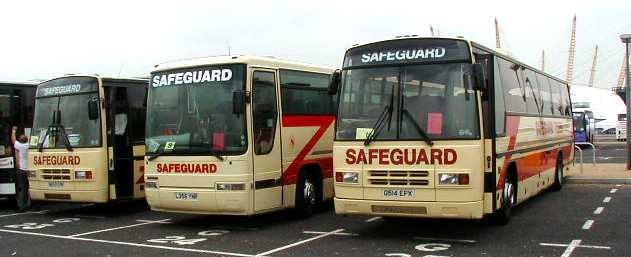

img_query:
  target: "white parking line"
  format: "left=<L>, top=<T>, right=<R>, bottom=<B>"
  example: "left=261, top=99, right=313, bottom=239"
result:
left=413, top=237, right=476, bottom=244
left=603, top=197, right=612, bottom=203
left=560, top=240, right=581, bottom=257
left=540, top=240, right=612, bottom=256
left=0, top=210, right=48, bottom=218
left=365, top=217, right=382, bottom=223
left=136, top=219, right=172, bottom=224
left=69, top=219, right=171, bottom=237
left=255, top=228, right=344, bottom=257
left=582, top=220, right=594, bottom=230
left=0, top=229, right=254, bottom=257
left=593, top=207, right=604, bottom=215
left=74, top=215, right=106, bottom=219
left=541, top=242, right=610, bottom=249
left=610, top=188, right=618, bottom=194
left=303, top=230, right=358, bottom=236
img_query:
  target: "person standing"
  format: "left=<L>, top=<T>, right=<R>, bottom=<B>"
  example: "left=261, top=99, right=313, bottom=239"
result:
left=11, top=126, right=30, bottom=212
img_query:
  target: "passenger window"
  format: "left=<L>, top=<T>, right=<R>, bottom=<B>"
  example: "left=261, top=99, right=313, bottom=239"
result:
left=252, top=71, right=278, bottom=155
left=498, top=58, right=526, bottom=113
left=493, top=59, right=505, bottom=136
left=523, top=69, right=540, bottom=114
left=560, top=84, right=571, bottom=116
left=537, top=75, right=553, bottom=116
left=280, top=69, right=334, bottom=115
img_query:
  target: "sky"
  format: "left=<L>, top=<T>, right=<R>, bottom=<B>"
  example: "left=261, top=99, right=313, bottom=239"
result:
left=2, top=0, right=630, bottom=89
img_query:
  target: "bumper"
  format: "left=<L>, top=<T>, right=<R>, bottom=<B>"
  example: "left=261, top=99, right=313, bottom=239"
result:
left=146, top=188, right=252, bottom=215
left=334, top=198, right=484, bottom=219
left=29, top=188, right=109, bottom=203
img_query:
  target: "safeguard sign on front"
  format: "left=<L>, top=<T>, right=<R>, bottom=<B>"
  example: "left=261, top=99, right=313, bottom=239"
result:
left=343, top=38, right=471, bottom=68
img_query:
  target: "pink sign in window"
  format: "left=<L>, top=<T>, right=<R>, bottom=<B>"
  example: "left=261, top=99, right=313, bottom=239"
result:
left=427, top=113, right=443, bottom=135
left=213, top=133, right=225, bottom=151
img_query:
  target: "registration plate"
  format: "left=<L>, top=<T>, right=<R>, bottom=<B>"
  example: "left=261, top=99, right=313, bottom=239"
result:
left=383, top=189, right=415, bottom=198
left=175, top=192, right=198, bottom=201
left=48, top=181, right=64, bottom=189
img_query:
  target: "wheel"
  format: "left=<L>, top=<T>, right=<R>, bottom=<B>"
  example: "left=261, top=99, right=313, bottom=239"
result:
left=493, top=170, right=516, bottom=225
left=295, top=172, right=319, bottom=217
left=551, top=157, right=564, bottom=191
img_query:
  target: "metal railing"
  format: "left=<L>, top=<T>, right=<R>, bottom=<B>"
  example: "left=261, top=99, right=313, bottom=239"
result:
left=573, top=142, right=597, bottom=174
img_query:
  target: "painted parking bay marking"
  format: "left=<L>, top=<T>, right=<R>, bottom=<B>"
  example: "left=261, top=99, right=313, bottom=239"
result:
left=4, top=217, right=80, bottom=230
left=255, top=228, right=344, bottom=257
left=540, top=240, right=610, bottom=257
left=0, top=210, right=48, bottom=218
left=69, top=219, right=171, bottom=237
left=413, top=237, right=476, bottom=244
left=303, top=230, right=358, bottom=236
left=147, top=230, right=230, bottom=246
left=0, top=228, right=254, bottom=257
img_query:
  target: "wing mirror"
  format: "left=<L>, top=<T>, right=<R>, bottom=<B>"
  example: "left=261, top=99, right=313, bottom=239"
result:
left=472, top=63, right=487, bottom=92
left=233, top=91, right=245, bottom=114
left=328, top=69, right=341, bottom=95
left=88, top=98, right=99, bottom=120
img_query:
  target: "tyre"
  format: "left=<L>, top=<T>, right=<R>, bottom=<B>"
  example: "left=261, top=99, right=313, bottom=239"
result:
left=493, top=170, right=516, bottom=225
left=295, top=172, right=318, bottom=217
left=551, top=156, right=564, bottom=191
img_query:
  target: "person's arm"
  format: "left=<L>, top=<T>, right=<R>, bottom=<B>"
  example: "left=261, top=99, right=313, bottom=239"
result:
left=11, top=126, right=17, bottom=145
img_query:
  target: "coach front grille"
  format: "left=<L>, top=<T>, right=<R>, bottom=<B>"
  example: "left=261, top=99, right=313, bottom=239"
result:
left=41, top=169, right=71, bottom=181
left=367, top=170, right=430, bottom=187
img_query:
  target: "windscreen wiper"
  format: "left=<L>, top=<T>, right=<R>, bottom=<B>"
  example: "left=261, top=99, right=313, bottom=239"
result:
left=363, top=105, right=393, bottom=146
left=37, top=126, right=51, bottom=152
left=208, top=151, right=224, bottom=161
left=364, top=85, right=395, bottom=146
left=147, top=144, right=164, bottom=161
left=56, top=124, right=74, bottom=151
left=401, top=108, right=434, bottom=147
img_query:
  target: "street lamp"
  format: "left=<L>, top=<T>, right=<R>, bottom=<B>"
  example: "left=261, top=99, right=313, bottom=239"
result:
left=620, top=34, right=631, bottom=170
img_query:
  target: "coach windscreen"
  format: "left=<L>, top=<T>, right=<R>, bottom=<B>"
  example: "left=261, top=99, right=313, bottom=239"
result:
left=31, top=77, right=101, bottom=149
left=336, top=39, right=479, bottom=141
left=146, top=64, right=247, bottom=156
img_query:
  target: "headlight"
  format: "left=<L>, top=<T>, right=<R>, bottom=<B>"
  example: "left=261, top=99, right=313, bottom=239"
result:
left=335, top=172, right=359, bottom=183
left=438, top=173, right=469, bottom=185
left=216, top=183, right=246, bottom=191
left=75, top=170, right=92, bottom=179
left=28, top=170, right=37, bottom=178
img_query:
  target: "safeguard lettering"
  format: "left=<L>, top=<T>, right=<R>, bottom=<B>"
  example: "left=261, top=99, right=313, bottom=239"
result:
left=33, top=156, right=81, bottom=166
left=156, top=163, right=218, bottom=173
left=345, top=148, right=457, bottom=165
left=152, top=69, right=233, bottom=88
left=360, top=47, right=446, bottom=63
left=38, top=84, right=81, bottom=97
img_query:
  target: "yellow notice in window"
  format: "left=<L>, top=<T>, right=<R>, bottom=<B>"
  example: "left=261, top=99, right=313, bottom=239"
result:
left=355, top=128, right=374, bottom=140
left=29, top=136, right=39, bottom=146
left=164, top=141, right=176, bottom=151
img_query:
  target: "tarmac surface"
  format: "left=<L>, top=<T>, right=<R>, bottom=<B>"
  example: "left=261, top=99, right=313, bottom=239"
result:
left=0, top=184, right=629, bottom=257
left=0, top=137, right=628, bottom=257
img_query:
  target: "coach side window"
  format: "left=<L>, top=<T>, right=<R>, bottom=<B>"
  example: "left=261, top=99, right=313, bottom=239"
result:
left=498, top=58, right=526, bottom=114
left=523, top=69, right=540, bottom=115
left=549, top=79, right=561, bottom=116
left=536, top=74, right=553, bottom=116
left=280, top=70, right=333, bottom=115
left=493, top=58, right=505, bottom=136
left=253, top=71, right=278, bottom=155
left=560, top=84, right=571, bottom=116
